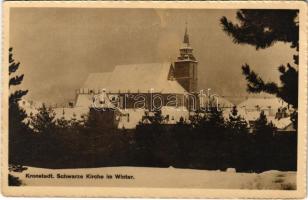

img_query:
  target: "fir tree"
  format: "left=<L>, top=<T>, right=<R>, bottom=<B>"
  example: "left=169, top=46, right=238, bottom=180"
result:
left=196, top=106, right=226, bottom=138
left=251, top=111, right=277, bottom=171
left=178, top=116, right=185, bottom=125
left=69, top=113, right=84, bottom=131
left=254, top=111, right=276, bottom=138
left=221, top=10, right=298, bottom=128
left=30, top=104, right=56, bottom=134
left=205, top=107, right=226, bottom=130
left=85, top=108, right=99, bottom=129
left=9, top=48, right=28, bottom=103
left=227, top=106, right=248, bottom=135
left=84, top=108, right=116, bottom=131
left=151, top=110, right=163, bottom=125
left=9, top=48, right=29, bottom=165
left=56, top=116, right=70, bottom=130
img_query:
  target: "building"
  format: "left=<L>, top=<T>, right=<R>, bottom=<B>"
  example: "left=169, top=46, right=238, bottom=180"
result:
left=174, top=25, right=198, bottom=93
left=73, top=25, right=199, bottom=129
left=237, top=96, right=295, bottom=132
left=75, top=62, right=187, bottom=110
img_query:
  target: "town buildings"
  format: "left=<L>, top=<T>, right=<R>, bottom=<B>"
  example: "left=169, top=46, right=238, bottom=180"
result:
left=19, top=26, right=295, bottom=131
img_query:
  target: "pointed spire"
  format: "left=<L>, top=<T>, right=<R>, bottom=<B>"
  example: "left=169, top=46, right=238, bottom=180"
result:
left=183, top=21, right=190, bottom=44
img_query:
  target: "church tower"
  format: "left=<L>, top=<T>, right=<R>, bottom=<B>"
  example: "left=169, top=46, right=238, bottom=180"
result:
left=174, top=24, right=198, bottom=93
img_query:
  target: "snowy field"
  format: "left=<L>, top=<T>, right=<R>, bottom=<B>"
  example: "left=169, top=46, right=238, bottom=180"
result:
left=10, top=166, right=296, bottom=190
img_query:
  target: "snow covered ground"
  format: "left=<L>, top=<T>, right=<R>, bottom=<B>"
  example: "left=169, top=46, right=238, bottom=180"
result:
left=10, top=166, right=296, bottom=190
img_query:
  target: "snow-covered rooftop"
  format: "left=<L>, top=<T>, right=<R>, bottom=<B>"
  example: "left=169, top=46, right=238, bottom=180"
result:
left=54, top=107, right=89, bottom=121
left=82, top=62, right=187, bottom=94
left=238, top=96, right=288, bottom=110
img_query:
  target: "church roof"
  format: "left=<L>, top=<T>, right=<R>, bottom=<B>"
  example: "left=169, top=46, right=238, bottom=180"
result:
left=83, top=72, right=112, bottom=89
left=82, top=62, right=187, bottom=94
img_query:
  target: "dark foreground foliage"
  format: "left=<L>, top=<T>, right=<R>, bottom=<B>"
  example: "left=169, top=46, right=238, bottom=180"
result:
left=8, top=174, right=22, bottom=186
left=12, top=106, right=297, bottom=173
left=8, top=43, right=297, bottom=173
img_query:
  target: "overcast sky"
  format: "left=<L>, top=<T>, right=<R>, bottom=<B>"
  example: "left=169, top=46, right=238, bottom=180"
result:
left=10, top=8, right=296, bottom=105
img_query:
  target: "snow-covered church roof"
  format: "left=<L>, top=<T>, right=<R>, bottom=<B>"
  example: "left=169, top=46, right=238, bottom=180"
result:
left=82, top=62, right=187, bottom=94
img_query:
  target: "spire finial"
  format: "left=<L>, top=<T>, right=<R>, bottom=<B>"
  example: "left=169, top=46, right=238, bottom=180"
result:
left=185, top=21, right=188, bottom=33
left=184, top=22, right=189, bottom=44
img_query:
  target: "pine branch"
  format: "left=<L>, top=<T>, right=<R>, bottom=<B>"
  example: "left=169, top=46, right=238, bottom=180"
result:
left=293, top=55, right=299, bottom=65
left=242, top=64, right=279, bottom=94
left=220, top=10, right=299, bottom=50
left=277, top=64, right=298, bottom=108
left=9, top=90, right=28, bottom=104
left=9, top=75, right=24, bottom=87
left=220, top=17, right=242, bottom=44
left=9, top=47, right=14, bottom=63
left=9, top=62, right=20, bottom=75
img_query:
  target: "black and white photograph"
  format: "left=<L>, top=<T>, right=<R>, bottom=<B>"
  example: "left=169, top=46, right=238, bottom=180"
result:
left=2, top=1, right=307, bottom=198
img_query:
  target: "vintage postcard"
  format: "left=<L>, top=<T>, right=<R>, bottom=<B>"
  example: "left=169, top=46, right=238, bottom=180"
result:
left=1, top=1, right=307, bottom=198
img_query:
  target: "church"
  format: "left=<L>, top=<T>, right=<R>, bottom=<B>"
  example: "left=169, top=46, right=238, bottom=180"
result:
left=73, top=26, right=200, bottom=128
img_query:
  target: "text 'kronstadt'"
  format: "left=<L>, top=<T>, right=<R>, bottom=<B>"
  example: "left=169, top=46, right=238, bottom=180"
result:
left=25, top=173, right=134, bottom=180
